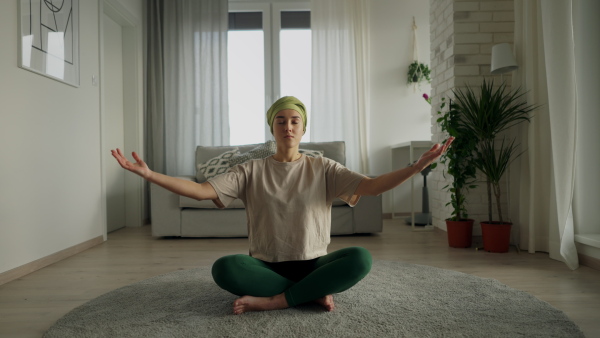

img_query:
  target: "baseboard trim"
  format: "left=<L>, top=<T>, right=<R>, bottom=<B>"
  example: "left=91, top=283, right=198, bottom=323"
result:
left=578, top=253, right=600, bottom=271
left=0, top=235, right=105, bottom=286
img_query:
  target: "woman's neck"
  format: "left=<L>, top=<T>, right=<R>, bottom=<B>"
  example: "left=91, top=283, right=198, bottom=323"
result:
left=272, top=147, right=301, bottom=162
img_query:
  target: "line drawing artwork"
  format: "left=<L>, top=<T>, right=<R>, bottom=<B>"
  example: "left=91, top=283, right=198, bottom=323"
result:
left=26, top=0, right=74, bottom=64
left=19, top=0, right=79, bottom=86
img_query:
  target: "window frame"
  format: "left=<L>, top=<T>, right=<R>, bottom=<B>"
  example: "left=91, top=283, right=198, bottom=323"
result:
left=228, top=1, right=310, bottom=142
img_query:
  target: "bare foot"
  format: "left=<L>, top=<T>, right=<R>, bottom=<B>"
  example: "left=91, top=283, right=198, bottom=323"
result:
left=314, top=295, right=335, bottom=312
left=233, top=293, right=289, bottom=315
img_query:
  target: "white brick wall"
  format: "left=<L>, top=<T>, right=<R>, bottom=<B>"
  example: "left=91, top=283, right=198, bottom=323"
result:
left=429, top=0, right=514, bottom=231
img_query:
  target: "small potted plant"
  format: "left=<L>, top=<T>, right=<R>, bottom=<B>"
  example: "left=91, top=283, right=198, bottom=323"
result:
left=408, top=61, right=431, bottom=86
left=452, top=79, right=538, bottom=252
left=427, top=94, right=478, bottom=248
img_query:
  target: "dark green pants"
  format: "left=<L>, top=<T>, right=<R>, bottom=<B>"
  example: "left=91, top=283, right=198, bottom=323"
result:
left=211, top=247, right=372, bottom=307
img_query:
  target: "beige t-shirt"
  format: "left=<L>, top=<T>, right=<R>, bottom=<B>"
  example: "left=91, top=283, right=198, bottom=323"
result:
left=208, top=155, right=366, bottom=262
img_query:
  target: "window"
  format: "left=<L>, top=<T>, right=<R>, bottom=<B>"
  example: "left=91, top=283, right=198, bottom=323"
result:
left=279, top=12, right=311, bottom=141
left=227, top=12, right=265, bottom=145
left=228, top=3, right=311, bottom=146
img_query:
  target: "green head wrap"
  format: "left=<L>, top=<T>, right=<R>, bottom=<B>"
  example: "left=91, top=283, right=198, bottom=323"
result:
left=266, top=96, right=307, bottom=134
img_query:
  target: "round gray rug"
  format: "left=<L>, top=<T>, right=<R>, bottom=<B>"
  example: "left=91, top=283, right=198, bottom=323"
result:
left=44, top=260, right=584, bottom=338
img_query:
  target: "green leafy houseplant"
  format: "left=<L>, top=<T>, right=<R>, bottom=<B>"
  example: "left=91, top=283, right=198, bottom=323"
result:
left=407, top=61, right=431, bottom=85
left=473, top=138, right=520, bottom=224
left=426, top=94, right=478, bottom=248
left=433, top=97, right=478, bottom=222
left=452, top=79, right=537, bottom=224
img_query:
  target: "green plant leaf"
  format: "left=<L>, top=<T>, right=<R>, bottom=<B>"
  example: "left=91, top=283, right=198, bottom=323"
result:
left=407, top=61, right=431, bottom=85
left=448, top=78, right=539, bottom=222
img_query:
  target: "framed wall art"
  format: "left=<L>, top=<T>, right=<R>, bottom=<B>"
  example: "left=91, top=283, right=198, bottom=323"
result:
left=18, top=0, right=80, bottom=87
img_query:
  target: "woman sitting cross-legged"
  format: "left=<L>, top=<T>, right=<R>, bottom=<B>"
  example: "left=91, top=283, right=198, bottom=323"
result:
left=111, top=96, right=453, bottom=314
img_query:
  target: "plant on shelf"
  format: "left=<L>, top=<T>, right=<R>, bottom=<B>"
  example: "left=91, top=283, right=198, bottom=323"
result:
left=427, top=94, right=478, bottom=248
left=408, top=61, right=431, bottom=85
left=452, top=79, right=539, bottom=252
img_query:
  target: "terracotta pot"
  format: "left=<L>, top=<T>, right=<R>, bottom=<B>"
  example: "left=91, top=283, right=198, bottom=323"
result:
left=446, top=219, right=474, bottom=248
left=481, top=222, right=512, bottom=253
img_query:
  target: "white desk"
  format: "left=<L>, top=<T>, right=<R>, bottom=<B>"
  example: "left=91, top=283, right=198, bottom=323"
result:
left=390, top=141, right=434, bottom=231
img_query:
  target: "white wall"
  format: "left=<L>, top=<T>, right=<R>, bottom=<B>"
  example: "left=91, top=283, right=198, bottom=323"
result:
left=368, top=0, right=431, bottom=213
left=113, top=0, right=143, bottom=19
left=0, top=0, right=426, bottom=275
left=0, top=0, right=144, bottom=275
left=428, top=1, right=517, bottom=231
left=0, top=0, right=421, bottom=276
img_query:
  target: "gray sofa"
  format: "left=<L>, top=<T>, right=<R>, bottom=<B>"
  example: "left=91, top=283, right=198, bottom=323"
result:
left=150, top=141, right=382, bottom=237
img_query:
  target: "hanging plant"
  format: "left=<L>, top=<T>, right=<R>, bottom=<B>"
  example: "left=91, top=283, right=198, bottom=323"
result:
left=407, top=61, right=431, bottom=85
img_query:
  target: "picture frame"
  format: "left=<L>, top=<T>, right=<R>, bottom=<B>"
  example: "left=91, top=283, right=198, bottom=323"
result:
left=17, top=0, right=80, bottom=87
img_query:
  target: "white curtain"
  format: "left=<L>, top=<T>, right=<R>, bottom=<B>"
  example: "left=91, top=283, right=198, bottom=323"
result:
left=310, top=0, right=370, bottom=173
left=162, top=0, right=229, bottom=176
left=513, top=0, right=579, bottom=269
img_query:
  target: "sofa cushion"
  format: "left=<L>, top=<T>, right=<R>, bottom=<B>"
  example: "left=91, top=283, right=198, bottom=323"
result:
left=196, top=141, right=346, bottom=165
left=332, top=198, right=350, bottom=206
left=180, top=196, right=246, bottom=209
left=298, top=141, right=346, bottom=165
left=181, top=197, right=346, bottom=209
left=229, top=140, right=277, bottom=166
left=298, top=148, right=324, bottom=158
left=181, top=196, right=346, bottom=209
left=194, top=142, right=274, bottom=182
left=194, top=140, right=346, bottom=182
left=196, top=148, right=239, bottom=182
left=195, top=144, right=262, bottom=167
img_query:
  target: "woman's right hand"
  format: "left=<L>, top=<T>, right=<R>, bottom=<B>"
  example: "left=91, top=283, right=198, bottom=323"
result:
left=111, top=148, right=152, bottom=179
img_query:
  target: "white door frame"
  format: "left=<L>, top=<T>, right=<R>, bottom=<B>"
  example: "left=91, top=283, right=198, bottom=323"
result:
left=99, top=0, right=144, bottom=238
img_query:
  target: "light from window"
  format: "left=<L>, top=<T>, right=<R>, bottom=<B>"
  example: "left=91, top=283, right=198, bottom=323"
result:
left=228, top=30, right=265, bottom=146
left=280, top=29, right=311, bottom=141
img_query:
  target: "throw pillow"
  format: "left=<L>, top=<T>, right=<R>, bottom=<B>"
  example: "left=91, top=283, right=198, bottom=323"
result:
left=196, top=148, right=240, bottom=181
left=299, top=149, right=324, bottom=158
left=229, top=140, right=277, bottom=166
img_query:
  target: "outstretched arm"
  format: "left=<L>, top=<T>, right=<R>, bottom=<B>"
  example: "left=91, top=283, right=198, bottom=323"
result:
left=354, top=137, right=454, bottom=196
left=111, top=149, right=218, bottom=201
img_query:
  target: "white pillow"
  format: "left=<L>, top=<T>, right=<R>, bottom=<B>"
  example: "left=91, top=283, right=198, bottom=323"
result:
left=299, top=149, right=324, bottom=158
left=196, top=148, right=240, bottom=181
left=229, top=140, right=277, bottom=166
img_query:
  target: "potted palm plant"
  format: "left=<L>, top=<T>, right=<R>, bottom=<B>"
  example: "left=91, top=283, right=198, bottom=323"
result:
left=428, top=95, right=478, bottom=248
left=452, top=79, right=538, bottom=252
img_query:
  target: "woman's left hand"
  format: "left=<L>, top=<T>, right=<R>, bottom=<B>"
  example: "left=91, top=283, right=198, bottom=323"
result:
left=414, top=137, right=454, bottom=171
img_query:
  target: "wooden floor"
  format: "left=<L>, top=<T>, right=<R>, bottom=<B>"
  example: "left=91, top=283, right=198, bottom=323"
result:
left=1, top=219, right=599, bottom=338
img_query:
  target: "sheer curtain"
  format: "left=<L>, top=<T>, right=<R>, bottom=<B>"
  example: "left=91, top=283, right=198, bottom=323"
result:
left=147, top=0, right=229, bottom=176
left=513, top=0, right=579, bottom=269
left=310, top=0, right=370, bottom=173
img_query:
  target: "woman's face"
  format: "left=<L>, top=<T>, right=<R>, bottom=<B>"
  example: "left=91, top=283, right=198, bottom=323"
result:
left=273, top=109, right=304, bottom=148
